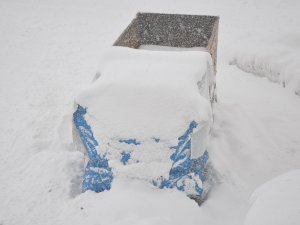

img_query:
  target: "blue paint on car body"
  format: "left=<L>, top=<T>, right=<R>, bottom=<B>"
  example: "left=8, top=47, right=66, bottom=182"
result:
left=119, top=139, right=140, bottom=145
left=120, top=152, right=131, bottom=165
left=159, top=121, right=209, bottom=197
left=73, top=105, right=113, bottom=193
left=74, top=107, right=208, bottom=199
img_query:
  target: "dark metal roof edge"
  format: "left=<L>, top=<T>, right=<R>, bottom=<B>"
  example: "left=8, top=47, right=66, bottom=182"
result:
left=136, top=12, right=220, bottom=20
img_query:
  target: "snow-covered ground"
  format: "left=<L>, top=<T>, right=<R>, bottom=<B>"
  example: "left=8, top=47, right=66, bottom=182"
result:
left=0, top=0, right=299, bottom=224
left=244, top=170, right=300, bottom=225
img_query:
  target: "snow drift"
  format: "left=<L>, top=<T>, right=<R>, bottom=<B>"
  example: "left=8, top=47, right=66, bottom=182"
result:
left=244, top=170, right=300, bottom=225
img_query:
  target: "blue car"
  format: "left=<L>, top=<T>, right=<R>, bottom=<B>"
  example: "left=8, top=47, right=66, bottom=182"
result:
left=73, top=46, right=214, bottom=204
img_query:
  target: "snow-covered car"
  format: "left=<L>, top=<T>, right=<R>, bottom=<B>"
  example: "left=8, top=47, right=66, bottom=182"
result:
left=73, top=46, right=215, bottom=203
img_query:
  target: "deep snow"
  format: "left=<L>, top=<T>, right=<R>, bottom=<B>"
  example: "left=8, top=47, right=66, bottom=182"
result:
left=74, top=46, right=213, bottom=199
left=0, top=0, right=300, bottom=224
left=76, top=47, right=213, bottom=142
left=244, top=170, right=300, bottom=225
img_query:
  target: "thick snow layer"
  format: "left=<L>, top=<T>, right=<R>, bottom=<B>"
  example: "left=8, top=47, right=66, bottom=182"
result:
left=76, top=46, right=213, bottom=143
left=211, top=66, right=300, bottom=197
left=229, top=38, right=300, bottom=96
left=226, top=2, right=300, bottom=96
left=74, top=47, right=213, bottom=196
left=1, top=0, right=300, bottom=225
left=244, top=170, right=300, bottom=225
left=139, top=45, right=207, bottom=52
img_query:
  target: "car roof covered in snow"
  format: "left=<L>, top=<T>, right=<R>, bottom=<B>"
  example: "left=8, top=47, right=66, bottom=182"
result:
left=76, top=46, right=213, bottom=143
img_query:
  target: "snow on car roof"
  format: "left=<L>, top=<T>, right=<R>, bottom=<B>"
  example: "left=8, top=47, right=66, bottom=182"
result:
left=75, top=46, right=213, bottom=143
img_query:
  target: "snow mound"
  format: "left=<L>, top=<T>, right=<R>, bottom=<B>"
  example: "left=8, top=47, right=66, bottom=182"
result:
left=74, top=46, right=213, bottom=199
left=66, top=179, right=207, bottom=225
left=244, top=170, right=300, bottom=225
left=230, top=33, right=300, bottom=96
left=75, top=46, right=213, bottom=143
